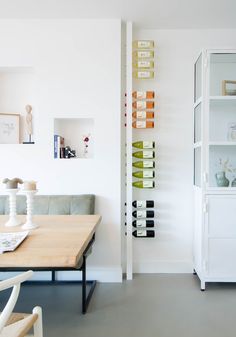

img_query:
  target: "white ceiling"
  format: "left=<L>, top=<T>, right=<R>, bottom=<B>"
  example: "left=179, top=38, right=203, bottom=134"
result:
left=0, top=0, right=236, bottom=29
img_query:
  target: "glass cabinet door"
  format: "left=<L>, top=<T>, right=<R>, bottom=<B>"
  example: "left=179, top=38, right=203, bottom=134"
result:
left=194, top=54, right=202, bottom=103
left=208, top=52, right=236, bottom=188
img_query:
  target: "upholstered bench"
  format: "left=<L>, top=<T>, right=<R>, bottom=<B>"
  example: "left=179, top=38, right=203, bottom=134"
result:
left=0, top=194, right=95, bottom=215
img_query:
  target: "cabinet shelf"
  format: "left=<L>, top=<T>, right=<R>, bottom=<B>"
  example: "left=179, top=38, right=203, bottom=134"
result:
left=210, top=96, right=236, bottom=101
left=209, top=141, right=236, bottom=146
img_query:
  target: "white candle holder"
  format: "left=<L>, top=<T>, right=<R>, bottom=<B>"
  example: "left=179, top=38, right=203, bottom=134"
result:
left=21, top=190, right=38, bottom=230
left=5, top=189, right=21, bottom=227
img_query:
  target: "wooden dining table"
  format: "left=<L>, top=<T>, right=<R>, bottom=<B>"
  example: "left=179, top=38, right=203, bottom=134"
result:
left=0, top=214, right=102, bottom=314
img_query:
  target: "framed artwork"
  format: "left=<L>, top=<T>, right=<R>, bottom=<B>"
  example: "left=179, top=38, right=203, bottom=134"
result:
left=0, top=113, right=20, bottom=144
left=222, top=80, right=236, bottom=96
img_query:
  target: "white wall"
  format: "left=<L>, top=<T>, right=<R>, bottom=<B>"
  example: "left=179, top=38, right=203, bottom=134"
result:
left=0, top=19, right=122, bottom=282
left=131, top=28, right=236, bottom=273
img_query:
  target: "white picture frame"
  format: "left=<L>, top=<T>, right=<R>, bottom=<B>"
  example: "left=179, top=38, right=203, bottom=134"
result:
left=0, top=113, right=20, bottom=144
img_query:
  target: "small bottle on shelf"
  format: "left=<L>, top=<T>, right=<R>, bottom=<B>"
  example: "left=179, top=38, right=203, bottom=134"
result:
left=133, top=171, right=155, bottom=179
left=132, top=141, right=155, bottom=149
left=133, top=71, right=154, bottom=79
left=133, top=219, right=155, bottom=228
left=132, top=101, right=155, bottom=110
left=132, top=210, right=155, bottom=218
left=132, top=229, right=155, bottom=238
left=133, top=51, right=155, bottom=59
left=132, top=150, right=155, bottom=159
left=132, top=200, right=154, bottom=208
left=133, top=161, right=155, bottom=169
left=132, top=111, right=154, bottom=119
left=132, top=91, right=155, bottom=99
left=133, top=61, right=154, bottom=69
left=132, top=181, right=155, bottom=189
left=132, top=121, right=154, bottom=129
left=133, top=40, right=155, bottom=49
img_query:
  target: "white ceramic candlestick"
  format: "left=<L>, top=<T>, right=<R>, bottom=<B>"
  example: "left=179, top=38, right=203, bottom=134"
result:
left=5, top=189, right=21, bottom=227
left=22, top=190, right=38, bottom=230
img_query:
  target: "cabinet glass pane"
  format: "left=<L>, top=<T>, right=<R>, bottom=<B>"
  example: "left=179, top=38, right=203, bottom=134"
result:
left=209, top=100, right=236, bottom=141
left=194, top=55, right=202, bottom=102
left=210, top=53, right=236, bottom=96
left=209, top=145, right=236, bottom=187
left=194, top=103, right=201, bottom=143
left=194, top=147, right=201, bottom=187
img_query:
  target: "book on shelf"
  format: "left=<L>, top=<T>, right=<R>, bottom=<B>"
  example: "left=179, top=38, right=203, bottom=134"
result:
left=54, top=135, right=65, bottom=159
left=0, top=231, right=29, bottom=254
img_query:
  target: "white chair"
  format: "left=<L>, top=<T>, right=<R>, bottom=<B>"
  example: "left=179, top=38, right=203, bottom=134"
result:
left=0, top=270, right=43, bottom=337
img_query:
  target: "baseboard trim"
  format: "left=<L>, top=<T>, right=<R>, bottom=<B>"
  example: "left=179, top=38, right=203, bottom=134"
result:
left=133, top=260, right=193, bottom=273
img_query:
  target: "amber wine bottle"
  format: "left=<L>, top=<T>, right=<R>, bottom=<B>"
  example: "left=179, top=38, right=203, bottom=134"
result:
left=132, top=141, right=155, bottom=149
left=133, top=51, right=155, bottom=59
left=132, top=101, right=154, bottom=109
left=132, top=210, right=155, bottom=218
left=132, top=121, right=154, bottom=129
left=133, top=71, right=154, bottom=79
left=133, top=61, right=154, bottom=69
left=133, top=219, right=155, bottom=228
left=132, top=111, right=154, bottom=119
left=133, top=40, right=155, bottom=49
left=133, top=161, right=155, bottom=169
left=132, top=200, right=154, bottom=208
left=132, top=181, right=155, bottom=189
left=133, top=171, right=155, bottom=179
left=132, top=230, right=155, bottom=238
left=132, top=151, right=155, bottom=159
left=132, top=91, right=155, bottom=99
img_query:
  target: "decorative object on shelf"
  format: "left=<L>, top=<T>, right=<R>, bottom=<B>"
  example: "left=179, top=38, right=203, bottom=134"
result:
left=231, top=177, right=236, bottom=187
left=21, top=189, right=38, bottom=230
left=222, top=80, right=236, bottom=96
left=215, top=171, right=230, bottom=187
left=215, top=158, right=235, bottom=187
left=2, top=177, right=23, bottom=189
left=227, top=123, right=236, bottom=141
left=54, top=134, right=65, bottom=158
left=64, top=146, right=76, bottom=159
left=0, top=113, right=20, bottom=144
left=83, top=134, right=91, bottom=158
left=23, top=105, right=34, bottom=144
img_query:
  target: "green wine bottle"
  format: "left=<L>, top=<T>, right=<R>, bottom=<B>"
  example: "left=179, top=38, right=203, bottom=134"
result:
left=132, top=141, right=155, bottom=149
left=132, top=181, right=155, bottom=189
left=133, top=171, right=155, bottom=178
left=132, top=161, right=155, bottom=169
left=132, top=151, right=155, bottom=159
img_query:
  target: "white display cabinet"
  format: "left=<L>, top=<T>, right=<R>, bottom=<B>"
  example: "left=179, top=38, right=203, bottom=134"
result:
left=193, top=49, right=236, bottom=290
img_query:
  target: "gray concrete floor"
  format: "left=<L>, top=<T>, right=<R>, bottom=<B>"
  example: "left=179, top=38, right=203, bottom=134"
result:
left=1, top=274, right=236, bottom=337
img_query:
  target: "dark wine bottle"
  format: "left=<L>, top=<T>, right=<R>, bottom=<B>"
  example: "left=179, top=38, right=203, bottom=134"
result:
left=132, top=230, right=155, bottom=238
left=132, top=200, right=154, bottom=208
left=132, top=220, right=154, bottom=228
left=132, top=210, right=154, bottom=218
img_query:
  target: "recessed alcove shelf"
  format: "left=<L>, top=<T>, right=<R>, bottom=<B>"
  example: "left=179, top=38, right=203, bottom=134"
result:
left=0, top=67, right=34, bottom=144
left=54, top=118, right=94, bottom=159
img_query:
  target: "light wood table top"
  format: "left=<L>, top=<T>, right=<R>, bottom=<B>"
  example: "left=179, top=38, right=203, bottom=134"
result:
left=0, top=215, right=101, bottom=269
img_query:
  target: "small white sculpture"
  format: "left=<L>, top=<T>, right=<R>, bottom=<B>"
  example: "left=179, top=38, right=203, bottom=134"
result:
left=25, top=104, right=33, bottom=143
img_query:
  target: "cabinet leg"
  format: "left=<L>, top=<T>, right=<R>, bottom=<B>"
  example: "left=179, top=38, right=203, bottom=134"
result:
left=193, top=269, right=197, bottom=275
left=200, top=281, right=206, bottom=291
